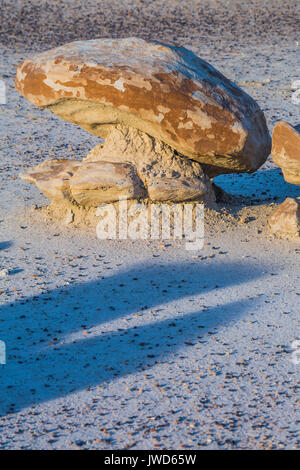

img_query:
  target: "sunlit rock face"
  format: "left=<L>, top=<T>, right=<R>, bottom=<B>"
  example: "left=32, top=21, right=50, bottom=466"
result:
left=272, top=122, right=300, bottom=186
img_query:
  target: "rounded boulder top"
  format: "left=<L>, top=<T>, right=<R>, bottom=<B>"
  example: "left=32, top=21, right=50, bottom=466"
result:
left=15, top=37, right=271, bottom=176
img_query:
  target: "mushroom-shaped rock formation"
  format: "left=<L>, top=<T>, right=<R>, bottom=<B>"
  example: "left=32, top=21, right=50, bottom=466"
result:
left=272, top=121, right=300, bottom=185
left=16, top=37, right=271, bottom=206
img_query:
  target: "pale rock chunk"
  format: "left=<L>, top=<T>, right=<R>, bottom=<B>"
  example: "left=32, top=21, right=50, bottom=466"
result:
left=0, top=269, right=9, bottom=278
left=20, top=159, right=81, bottom=203
left=147, top=178, right=208, bottom=202
left=268, top=197, right=300, bottom=237
left=70, top=161, right=146, bottom=207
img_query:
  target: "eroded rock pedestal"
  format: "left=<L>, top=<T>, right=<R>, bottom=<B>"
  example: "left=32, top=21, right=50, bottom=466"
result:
left=20, top=126, right=213, bottom=207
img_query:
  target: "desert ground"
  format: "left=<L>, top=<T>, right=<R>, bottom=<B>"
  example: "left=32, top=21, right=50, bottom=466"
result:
left=0, top=0, right=299, bottom=450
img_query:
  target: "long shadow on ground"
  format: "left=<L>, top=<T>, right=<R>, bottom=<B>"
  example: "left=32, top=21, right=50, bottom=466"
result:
left=0, top=259, right=265, bottom=415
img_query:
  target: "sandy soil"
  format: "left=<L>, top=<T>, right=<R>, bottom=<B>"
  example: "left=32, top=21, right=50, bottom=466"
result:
left=0, top=0, right=299, bottom=450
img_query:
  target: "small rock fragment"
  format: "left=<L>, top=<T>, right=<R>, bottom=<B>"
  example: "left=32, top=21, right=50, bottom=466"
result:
left=0, top=269, right=9, bottom=278
left=268, top=197, right=300, bottom=237
left=64, top=209, right=74, bottom=225
left=20, top=159, right=80, bottom=204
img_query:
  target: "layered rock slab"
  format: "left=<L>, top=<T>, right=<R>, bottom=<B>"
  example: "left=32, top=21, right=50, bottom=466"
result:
left=19, top=159, right=81, bottom=203
left=70, top=161, right=145, bottom=206
left=15, top=37, right=271, bottom=176
left=20, top=159, right=146, bottom=206
left=272, top=122, right=300, bottom=185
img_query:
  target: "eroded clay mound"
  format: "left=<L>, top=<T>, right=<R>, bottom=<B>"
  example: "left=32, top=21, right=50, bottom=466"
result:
left=15, top=37, right=271, bottom=176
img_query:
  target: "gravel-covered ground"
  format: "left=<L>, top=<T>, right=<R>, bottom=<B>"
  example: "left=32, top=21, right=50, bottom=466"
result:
left=1, top=0, right=300, bottom=52
left=0, top=0, right=299, bottom=450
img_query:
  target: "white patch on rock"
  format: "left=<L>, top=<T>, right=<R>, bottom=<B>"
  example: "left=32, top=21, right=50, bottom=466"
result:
left=187, top=109, right=213, bottom=130
left=178, top=121, right=194, bottom=129
left=156, top=113, right=164, bottom=122
left=231, top=122, right=244, bottom=134
left=113, top=78, right=125, bottom=92
left=157, top=105, right=171, bottom=114
left=43, top=76, right=86, bottom=97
